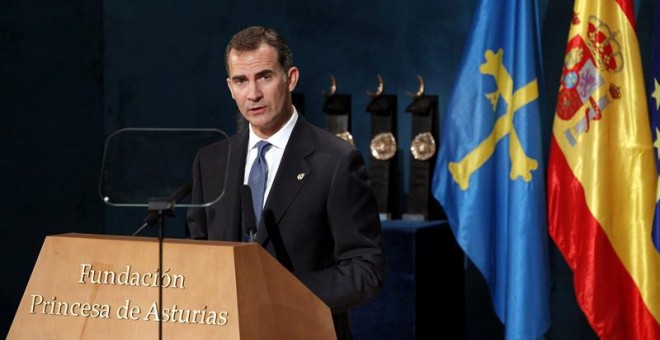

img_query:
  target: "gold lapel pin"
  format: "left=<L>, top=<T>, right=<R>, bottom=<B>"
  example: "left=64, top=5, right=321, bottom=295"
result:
left=297, top=173, right=305, bottom=180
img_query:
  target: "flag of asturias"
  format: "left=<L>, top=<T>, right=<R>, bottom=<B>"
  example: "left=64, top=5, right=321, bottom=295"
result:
left=430, top=0, right=550, bottom=338
left=547, top=0, right=660, bottom=338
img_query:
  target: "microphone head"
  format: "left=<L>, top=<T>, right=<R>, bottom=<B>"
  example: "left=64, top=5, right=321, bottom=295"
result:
left=170, top=182, right=192, bottom=204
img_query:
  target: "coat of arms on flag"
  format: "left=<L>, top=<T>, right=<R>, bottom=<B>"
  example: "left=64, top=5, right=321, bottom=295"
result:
left=556, top=15, right=622, bottom=146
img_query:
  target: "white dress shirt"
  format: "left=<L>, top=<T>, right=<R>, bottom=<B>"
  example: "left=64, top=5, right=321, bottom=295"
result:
left=243, top=107, right=299, bottom=208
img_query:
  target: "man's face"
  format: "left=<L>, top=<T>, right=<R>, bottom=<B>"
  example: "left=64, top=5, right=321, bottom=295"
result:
left=226, top=43, right=299, bottom=139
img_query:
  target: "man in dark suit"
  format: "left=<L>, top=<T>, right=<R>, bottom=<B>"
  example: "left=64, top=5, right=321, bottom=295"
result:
left=186, top=26, right=385, bottom=339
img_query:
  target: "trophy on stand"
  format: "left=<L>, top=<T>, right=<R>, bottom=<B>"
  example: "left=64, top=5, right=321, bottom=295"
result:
left=322, top=75, right=354, bottom=145
left=403, top=75, right=444, bottom=220
left=366, top=75, right=400, bottom=220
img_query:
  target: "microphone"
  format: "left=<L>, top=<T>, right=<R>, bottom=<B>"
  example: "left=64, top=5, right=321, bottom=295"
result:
left=240, top=185, right=257, bottom=243
left=169, top=182, right=193, bottom=203
left=142, top=182, right=193, bottom=227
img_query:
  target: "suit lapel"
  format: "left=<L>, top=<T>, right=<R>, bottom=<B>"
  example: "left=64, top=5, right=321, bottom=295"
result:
left=223, top=129, right=249, bottom=241
left=256, top=117, right=313, bottom=244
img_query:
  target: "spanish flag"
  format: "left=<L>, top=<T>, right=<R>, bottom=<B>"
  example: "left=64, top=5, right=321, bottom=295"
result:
left=547, top=0, right=660, bottom=338
left=650, top=0, right=660, bottom=254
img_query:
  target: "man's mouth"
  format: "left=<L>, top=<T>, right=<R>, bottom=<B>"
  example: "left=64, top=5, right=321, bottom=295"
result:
left=248, top=106, right=266, bottom=115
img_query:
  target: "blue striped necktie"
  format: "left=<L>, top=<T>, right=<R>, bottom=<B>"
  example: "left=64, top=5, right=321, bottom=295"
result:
left=248, top=141, right=272, bottom=224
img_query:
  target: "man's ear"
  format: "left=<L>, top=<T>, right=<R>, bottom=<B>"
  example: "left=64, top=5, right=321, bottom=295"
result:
left=287, top=67, right=299, bottom=92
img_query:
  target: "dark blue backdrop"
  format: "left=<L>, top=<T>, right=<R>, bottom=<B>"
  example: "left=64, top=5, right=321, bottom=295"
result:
left=1, top=0, right=655, bottom=338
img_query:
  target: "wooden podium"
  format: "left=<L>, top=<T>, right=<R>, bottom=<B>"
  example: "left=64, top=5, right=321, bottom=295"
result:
left=8, top=233, right=335, bottom=339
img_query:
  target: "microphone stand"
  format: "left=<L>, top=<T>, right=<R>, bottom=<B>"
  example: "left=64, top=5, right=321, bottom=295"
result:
left=145, top=198, right=175, bottom=340
left=131, top=182, right=191, bottom=340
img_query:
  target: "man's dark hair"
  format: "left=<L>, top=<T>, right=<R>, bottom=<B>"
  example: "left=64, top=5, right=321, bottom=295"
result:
left=225, top=26, right=293, bottom=75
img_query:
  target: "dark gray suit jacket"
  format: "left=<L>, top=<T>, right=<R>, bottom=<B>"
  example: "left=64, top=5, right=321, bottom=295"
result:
left=187, top=116, right=385, bottom=339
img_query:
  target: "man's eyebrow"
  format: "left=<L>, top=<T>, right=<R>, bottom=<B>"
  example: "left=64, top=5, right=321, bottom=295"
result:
left=255, top=69, right=274, bottom=78
left=230, top=74, right=248, bottom=82
left=229, top=69, right=274, bottom=82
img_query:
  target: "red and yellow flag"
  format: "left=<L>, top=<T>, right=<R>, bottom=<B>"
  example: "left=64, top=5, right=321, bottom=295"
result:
left=547, top=0, right=660, bottom=338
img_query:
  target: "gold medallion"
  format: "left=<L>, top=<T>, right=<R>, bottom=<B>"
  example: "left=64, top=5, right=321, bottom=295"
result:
left=370, top=132, right=397, bottom=160
left=410, top=132, right=436, bottom=161
left=336, top=131, right=355, bottom=145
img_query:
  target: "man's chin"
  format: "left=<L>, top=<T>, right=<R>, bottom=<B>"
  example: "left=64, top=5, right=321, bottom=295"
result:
left=249, top=116, right=271, bottom=127
left=248, top=119, right=277, bottom=135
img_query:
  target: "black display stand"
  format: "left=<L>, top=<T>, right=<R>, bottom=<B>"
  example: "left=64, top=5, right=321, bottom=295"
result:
left=366, top=86, right=400, bottom=220
left=349, top=220, right=465, bottom=339
left=322, top=76, right=353, bottom=145
left=404, top=94, right=444, bottom=220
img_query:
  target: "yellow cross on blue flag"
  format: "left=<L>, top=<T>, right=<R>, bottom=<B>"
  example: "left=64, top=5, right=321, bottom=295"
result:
left=431, top=0, right=551, bottom=338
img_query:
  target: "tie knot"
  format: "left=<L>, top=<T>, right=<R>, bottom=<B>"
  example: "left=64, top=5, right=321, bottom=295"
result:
left=256, top=140, right=272, bottom=156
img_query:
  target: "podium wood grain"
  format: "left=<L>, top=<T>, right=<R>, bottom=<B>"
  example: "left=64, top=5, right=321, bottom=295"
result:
left=8, top=233, right=335, bottom=339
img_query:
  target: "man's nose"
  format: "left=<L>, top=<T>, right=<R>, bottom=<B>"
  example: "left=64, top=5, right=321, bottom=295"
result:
left=247, top=82, right=263, bottom=101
